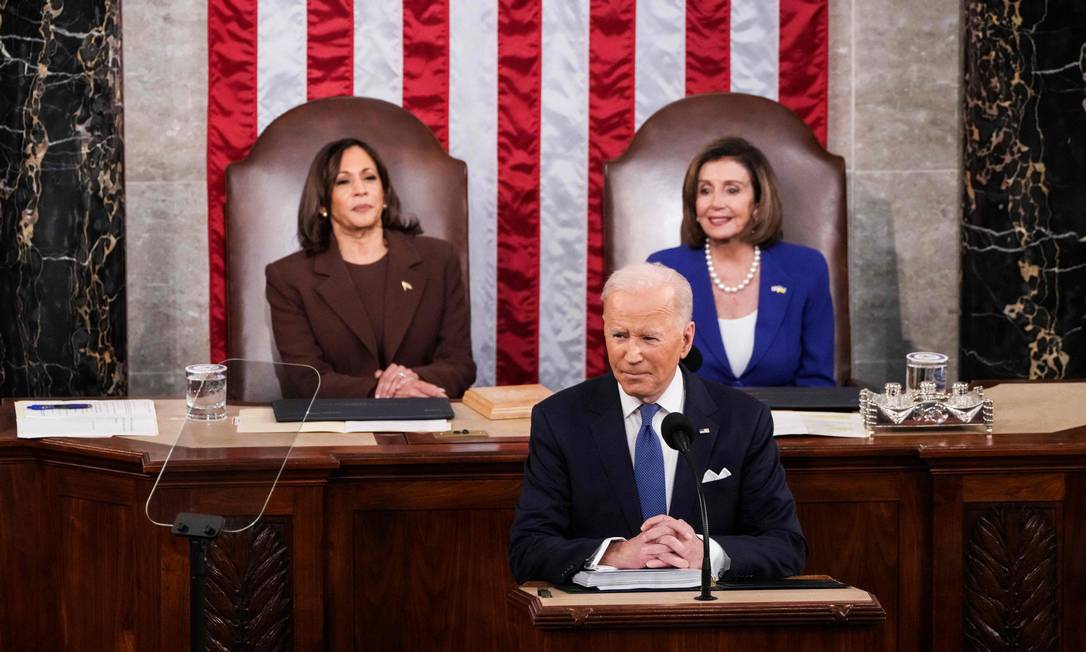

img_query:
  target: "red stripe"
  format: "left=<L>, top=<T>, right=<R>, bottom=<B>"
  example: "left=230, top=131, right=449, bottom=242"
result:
left=403, top=0, right=450, bottom=146
left=207, top=0, right=259, bottom=362
left=685, top=0, right=730, bottom=95
left=779, top=0, right=829, bottom=145
left=585, top=1, right=637, bottom=378
left=307, top=0, right=354, bottom=99
left=495, top=0, right=543, bottom=384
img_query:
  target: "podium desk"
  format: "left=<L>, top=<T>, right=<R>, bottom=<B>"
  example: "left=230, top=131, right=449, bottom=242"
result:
left=2, top=383, right=1086, bottom=651
left=509, top=580, right=885, bottom=651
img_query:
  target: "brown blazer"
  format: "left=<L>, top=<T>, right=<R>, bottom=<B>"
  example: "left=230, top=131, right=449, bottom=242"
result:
left=265, top=230, right=476, bottom=398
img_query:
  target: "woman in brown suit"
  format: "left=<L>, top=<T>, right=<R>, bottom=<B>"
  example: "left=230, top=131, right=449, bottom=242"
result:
left=265, top=138, right=476, bottom=398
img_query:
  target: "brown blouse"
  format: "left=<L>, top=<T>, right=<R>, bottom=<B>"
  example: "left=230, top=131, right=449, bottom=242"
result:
left=345, top=255, right=389, bottom=367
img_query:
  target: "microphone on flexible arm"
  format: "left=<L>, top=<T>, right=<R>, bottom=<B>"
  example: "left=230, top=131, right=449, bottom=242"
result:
left=661, top=412, right=717, bottom=601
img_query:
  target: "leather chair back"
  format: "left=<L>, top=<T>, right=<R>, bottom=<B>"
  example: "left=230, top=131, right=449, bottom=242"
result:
left=226, top=96, right=468, bottom=399
left=603, top=92, right=850, bottom=383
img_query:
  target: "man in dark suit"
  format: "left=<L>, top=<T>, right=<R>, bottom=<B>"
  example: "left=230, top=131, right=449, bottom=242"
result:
left=509, top=263, right=805, bottom=585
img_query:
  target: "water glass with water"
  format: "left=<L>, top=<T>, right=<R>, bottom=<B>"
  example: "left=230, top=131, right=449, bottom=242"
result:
left=185, top=364, right=228, bottom=422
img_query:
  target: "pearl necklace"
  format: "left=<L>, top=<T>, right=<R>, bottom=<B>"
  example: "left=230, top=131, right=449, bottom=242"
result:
left=704, top=242, right=760, bottom=294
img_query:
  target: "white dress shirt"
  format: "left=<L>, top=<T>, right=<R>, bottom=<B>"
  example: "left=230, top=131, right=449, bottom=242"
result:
left=585, top=370, right=727, bottom=577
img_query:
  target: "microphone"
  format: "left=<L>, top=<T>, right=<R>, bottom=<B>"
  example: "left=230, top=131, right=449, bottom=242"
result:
left=680, top=345, right=703, bottom=372
left=661, top=412, right=716, bottom=601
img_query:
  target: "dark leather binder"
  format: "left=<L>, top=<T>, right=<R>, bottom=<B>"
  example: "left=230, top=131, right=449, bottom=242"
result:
left=738, top=386, right=860, bottom=411
left=271, top=397, right=455, bottom=423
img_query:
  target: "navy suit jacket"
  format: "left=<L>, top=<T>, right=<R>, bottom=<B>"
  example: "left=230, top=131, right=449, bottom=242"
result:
left=648, top=241, right=835, bottom=387
left=508, top=369, right=806, bottom=585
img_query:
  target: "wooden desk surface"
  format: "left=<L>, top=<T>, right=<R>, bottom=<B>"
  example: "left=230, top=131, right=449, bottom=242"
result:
left=4, top=383, right=1086, bottom=468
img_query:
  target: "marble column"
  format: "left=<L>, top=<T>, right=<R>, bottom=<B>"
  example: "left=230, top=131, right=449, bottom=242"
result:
left=0, top=0, right=126, bottom=396
left=962, top=0, right=1086, bottom=379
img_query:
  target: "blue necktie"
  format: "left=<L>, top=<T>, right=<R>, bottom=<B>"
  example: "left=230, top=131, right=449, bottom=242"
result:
left=634, top=403, right=666, bottom=520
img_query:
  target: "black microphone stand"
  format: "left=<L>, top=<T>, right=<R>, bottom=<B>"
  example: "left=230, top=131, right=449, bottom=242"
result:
left=662, top=413, right=717, bottom=601
left=682, top=447, right=716, bottom=599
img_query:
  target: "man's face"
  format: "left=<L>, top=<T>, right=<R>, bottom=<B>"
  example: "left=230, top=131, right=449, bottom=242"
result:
left=603, top=286, right=694, bottom=403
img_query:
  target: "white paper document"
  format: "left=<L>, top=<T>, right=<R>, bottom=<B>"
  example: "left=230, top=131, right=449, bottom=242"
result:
left=771, top=410, right=866, bottom=438
left=572, top=566, right=702, bottom=590
left=15, top=400, right=159, bottom=439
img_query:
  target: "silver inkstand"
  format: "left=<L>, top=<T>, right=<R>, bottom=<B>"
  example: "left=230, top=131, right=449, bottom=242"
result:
left=858, top=353, right=994, bottom=437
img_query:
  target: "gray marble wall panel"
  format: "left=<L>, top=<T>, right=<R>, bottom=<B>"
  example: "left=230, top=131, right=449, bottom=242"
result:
left=961, top=0, right=1086, bottom=379
left=124, top=0, right=209, bottom=396
left=0, top=0, right=126, bottom=396
left=830, top=0, right=961, bottom=385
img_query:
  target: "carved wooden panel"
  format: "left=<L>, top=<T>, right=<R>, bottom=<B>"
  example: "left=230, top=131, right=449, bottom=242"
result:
left=964, top=505, right=1058, bottom=652
left=204, top=517, right=293, bottom=652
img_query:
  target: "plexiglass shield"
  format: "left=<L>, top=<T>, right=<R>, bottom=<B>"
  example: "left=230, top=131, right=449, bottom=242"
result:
left=144, top=359, right=320, bottom=532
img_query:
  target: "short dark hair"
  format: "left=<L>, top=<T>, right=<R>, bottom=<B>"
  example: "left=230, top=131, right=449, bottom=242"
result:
left=297, top=138, right=422, bottom=255
left=680, top=137, right=783, bottom=248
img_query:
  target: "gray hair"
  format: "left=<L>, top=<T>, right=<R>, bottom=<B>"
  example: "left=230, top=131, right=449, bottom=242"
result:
left=601, top=262, right=693, bottom=325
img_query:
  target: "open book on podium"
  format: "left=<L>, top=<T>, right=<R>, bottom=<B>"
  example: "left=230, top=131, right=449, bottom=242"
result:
left=572, top=567, right=701, bottom=590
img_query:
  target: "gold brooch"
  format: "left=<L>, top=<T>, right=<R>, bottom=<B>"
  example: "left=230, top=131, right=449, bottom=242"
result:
left=771, top=285, right=787, bottom=294
left=401, top=280, right=413, bottom=292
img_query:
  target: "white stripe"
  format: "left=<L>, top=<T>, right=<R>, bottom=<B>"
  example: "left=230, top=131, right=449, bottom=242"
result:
left=538, top=0, right=590, bottom=391
left=730, top=0, right=779, bottom=99
left=353, top=0, right=402, bottom=103
left=634, top=0, right=686, bottom=129
left=256, top=0, right=307, bottom=134
left=449, top=0, right=498, bottom=387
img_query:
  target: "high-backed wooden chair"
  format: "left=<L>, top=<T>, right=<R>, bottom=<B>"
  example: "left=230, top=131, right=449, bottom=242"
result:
left=225, top=97, right=468, bottom=399
left=603, top=92, right=850, bottom=384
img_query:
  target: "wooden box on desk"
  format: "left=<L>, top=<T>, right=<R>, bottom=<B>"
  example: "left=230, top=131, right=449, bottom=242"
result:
left=508, top=579, right=885, bottom=651
left=462, top=384, right=553, bottom=420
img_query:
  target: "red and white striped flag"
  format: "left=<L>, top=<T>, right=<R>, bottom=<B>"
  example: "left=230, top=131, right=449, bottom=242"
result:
left=207, top=0, right=829, bottom=390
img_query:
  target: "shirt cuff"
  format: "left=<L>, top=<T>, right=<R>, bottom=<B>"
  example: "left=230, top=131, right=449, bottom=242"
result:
left=584, top=537, right=626, bottom=569
left=702, top=535, right=730, bottom=578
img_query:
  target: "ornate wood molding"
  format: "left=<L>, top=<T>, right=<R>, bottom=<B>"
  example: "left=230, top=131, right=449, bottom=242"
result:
left=964, top=505, right=1058, bottom=651
left=204, top=518, right=293, bottom=651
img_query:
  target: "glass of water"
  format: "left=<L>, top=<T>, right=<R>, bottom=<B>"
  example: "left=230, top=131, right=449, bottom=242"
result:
left=185, top=363, right=228, bottom=422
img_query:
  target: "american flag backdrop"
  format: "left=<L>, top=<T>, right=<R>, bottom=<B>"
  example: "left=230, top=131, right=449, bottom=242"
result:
left=207, top=0, right=829, bottom=390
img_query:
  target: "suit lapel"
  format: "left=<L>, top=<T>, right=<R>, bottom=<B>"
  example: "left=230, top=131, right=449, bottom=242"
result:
left=314, top=242, right=380, bottom=358
left=686, top=248, right=735, bottom=383
left=747, top=246, right=794, bottom=375
left=587, top=375, right=643, bottom=534
left=382, top=231, right=426, bottom=360
left=670, top=369, right=720, bottom=529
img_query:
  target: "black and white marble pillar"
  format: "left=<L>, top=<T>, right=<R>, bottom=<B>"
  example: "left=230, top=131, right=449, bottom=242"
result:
left=961, top=0, right=1086, bottom=379
left=0, top=1, right=126, bottom=396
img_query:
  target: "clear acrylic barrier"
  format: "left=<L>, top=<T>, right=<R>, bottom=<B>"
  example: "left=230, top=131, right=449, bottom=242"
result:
left=144, top=359, right=320, bottom=532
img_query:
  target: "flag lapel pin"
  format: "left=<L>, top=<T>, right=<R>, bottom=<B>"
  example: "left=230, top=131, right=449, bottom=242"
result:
left=771, top=285, right=787, bottom=294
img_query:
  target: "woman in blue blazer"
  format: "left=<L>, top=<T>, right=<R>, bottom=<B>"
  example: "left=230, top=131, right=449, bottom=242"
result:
left=648, top=137, right=834, bottom=387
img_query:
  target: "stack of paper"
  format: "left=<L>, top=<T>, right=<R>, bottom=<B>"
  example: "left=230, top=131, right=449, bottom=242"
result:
left=571, top=567, right=702, bottom=590
left=770, top=410, right=866, bottom=438
left=15, top=400, right=159, bottom=439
